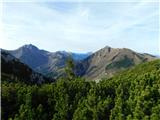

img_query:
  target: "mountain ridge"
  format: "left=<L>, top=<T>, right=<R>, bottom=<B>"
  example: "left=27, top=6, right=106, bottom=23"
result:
left=75, top=46, right=157, bottom=80
left=5, top=44, right=91, bottom=79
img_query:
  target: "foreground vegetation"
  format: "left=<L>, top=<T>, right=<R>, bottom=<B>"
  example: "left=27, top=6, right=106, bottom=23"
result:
left=2, top=60, right=160, bottom=120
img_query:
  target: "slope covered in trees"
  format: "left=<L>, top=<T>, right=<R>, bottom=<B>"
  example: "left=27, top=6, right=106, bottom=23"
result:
left=1, top=59, right=160, bottom=120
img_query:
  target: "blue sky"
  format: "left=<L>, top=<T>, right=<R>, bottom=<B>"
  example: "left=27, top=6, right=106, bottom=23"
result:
left=0, top=0, right=159, bottom=55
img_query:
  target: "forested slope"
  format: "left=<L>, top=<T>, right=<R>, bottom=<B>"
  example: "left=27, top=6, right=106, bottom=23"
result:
left=1, top=60, right=160, bottom=120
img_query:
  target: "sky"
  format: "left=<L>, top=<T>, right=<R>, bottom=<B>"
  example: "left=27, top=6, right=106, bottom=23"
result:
left=0, top=0, right=159, bottom=55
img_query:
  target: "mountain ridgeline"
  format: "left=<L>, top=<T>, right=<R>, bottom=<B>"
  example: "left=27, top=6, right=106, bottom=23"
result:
left=5, top=44, right=156, bottom=80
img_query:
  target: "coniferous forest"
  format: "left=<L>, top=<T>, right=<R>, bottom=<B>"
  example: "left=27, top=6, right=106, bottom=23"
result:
left=2, top=59, right=160, bottom=120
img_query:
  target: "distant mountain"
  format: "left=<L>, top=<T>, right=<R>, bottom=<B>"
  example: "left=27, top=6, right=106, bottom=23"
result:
left=7, top=44, right=90, bottom=78
left=71, top=52, right=92, bottom=61
left=75, top=46, right=157, bottom=80
left=8, top=44, right=50, bottom=69
left=1, top=50, right=53, bottom=84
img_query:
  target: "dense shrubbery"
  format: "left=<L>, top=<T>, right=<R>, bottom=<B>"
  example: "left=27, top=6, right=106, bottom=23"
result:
left=1, top=60, right=160, bottom=120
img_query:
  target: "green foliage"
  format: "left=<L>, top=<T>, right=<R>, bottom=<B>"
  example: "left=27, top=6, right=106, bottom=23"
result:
left=2, top=60, right=160, bottom=120
left=64, top=57, right=76, bottom=80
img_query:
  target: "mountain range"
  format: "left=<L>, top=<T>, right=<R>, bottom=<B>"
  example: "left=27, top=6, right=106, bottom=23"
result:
left=2, top=44, right=157, bottom=81
left=5, top=44, right=91, bottom=79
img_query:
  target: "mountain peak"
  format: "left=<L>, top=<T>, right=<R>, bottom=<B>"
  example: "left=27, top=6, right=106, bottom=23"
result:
left=99, top=45, right=112, bottom=53
left=104, top=45, right=111, bottom=49
left=22, top=44, right=39, bottom=50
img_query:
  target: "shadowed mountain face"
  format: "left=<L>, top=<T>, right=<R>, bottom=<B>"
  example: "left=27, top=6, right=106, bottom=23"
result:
left=5, top=44, right=156, bottom=80
left=8, top=44, right=50, bottom=69
left=1, top=50, right=53, bottom=84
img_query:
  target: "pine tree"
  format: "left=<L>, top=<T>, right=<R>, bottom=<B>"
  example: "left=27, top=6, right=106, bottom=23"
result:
left=65, top=57, right=76, bottom=80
